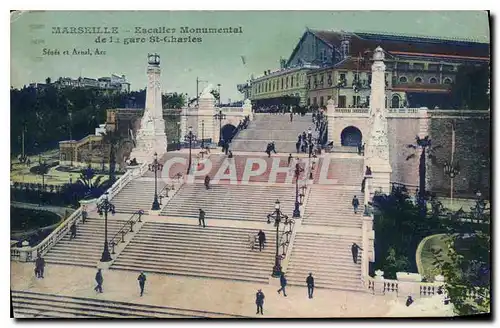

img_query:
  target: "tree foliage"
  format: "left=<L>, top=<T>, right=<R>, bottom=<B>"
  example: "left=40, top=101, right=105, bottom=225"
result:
left=450, top=64, right=489, bottom=110
left=11, top=84, right=185, bottom=157
left=75, top=164, right=111, bottom=199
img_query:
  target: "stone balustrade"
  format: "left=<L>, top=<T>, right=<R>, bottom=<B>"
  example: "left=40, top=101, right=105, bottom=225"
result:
left=10, top=162, right=149, bottom=262
left=333, top=107, right=428, bottom=117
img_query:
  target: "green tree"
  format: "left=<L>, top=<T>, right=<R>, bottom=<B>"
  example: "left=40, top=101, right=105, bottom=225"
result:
left=450, top=64, right=489, bottom=110
left=406, top=136, right=441, bottom=215
left=76, top=164, right=109, bottom=199
left=435, top=199, right=491, bottom=315
left=162, top=92, right=185, bottom=109
left=210, top=89, right=220, bottom=102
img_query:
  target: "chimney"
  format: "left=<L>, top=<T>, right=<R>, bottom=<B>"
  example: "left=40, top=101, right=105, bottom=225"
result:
left=268, top=70, right=271, bottom=75
left=264, top=71, right=267, bottom=76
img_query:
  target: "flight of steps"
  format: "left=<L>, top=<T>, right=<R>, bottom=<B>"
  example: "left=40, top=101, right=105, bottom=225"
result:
left=12, top=290, right=245, bottom=318
left=285, top=233, right=363, bottom=291
left=312, top=157, right=364, bottom=186
left=111, top=223, right=276, bottom=283
left=303, top=187, right=364, bottom=228
left=200, top=154, right=297, bottom=183
left=232, top=114, right=313, bottom=153
left=111, top=178, right=166, bottom=214
left=43, top=218, right=133, bottom=267
left=160, top=183, right=295, bottom=221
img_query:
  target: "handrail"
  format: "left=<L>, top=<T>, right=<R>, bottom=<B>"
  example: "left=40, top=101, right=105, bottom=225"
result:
left=11, top=207, right=83, bottom=261
left=108, top=210, right=144, bottom=254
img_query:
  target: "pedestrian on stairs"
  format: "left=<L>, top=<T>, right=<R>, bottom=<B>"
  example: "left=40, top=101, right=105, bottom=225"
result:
left=306, top=273, right=314, bottom=299
left=34, top=254, right=45, bottom=278
left=70, top=222, right=77, bottom=240
left=255, top=289, right=265, bottom=315
left=290, top=111, right=293, bottom=122
left=351, top=243, right=363, bottom=264
left=277, top=273, right=288, bottom=297
left=94, top=269, right=103, bottom=293
left=295, top=141, right=300, bottom=154
left=352, top=195, right=360, bottom=214
left=137, top=271, right=146, bottom=297
left=204, top=175, right=211, bottom=190
left=82, top=205, right=88, bottom=223
left=287, top=154, right=293, bottom=166
left=257, top=230, right=266, bottom=251
left=198, top=208, right=206, bottom=228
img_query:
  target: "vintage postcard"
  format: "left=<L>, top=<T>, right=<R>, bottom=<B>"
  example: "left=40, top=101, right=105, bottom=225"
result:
left=10, top=10, right=491, bottom=319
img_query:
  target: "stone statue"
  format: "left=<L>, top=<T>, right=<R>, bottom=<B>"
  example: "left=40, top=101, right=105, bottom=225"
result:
left=201, top=84, right=214, bottom=97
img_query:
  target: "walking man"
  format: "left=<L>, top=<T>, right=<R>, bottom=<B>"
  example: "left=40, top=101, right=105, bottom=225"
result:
left=290, top=111, right=293, bottom=122
left=255, top=289, right=265, bottom=315
left=94, top=269, right=103, bottom=293
left=351, top=243, right=363, bottom=264
left=35, top=254, right=45, bottom=278
left=352, top=195, right=360, bottom=214
left=70, top=222, right=77, bottom=240
left=277, top=273, right=287, bottom=297
left=204, top=175, right=211, bottom=190
left=137, top=271, right=146, bottom=297
left=82, top=205, right=88, bottom=224
left=257, top=230, right=266, bottom=252
left=198, top=208, right=206, bottom=228
left=287, top=153, right=293, bottom=166
left=306, top=273, right=314, bottom=299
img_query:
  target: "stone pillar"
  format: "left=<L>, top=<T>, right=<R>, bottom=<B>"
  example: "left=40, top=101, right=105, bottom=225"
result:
left=130, top=53, right=168, bottom=163
left=326, top=99, right=335, bottom=144
left=243, top=99, right=253, bottom=120
left=19, top=240, right=31, bottom=262
left=396, top=272, right=422, bottom=299
left=198, top=89, right=216, bottom=145
left=365, top=46, right=392, bottom=194
left=373, top=270, right=385, bottom=295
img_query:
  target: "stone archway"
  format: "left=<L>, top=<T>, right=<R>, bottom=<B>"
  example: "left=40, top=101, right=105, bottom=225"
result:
left=340, top=126, right=363, bottom=147
left=221, top=124, right=237, bottom=142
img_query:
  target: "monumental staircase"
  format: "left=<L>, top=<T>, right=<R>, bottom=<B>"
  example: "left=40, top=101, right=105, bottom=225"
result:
left=285, top=232, right=363, bottom=291
left=12, top=290, right=245, bottom=318
left=231, top=114, right=313, bottom=153
left=111, top=223, right=276, bottom=283
left=160, top=183, right=295, bottom=222
left=311, top=156, right=364, bottom=186
left=43, top=217, right=132, bottom=267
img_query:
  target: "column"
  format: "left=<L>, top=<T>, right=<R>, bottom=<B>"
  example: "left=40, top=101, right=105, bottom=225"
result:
left=326, top=99, right=335, bottom=144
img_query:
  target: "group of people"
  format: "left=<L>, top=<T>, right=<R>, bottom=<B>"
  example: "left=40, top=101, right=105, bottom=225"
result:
left=265, top=142, right=277, bottom=158
left=295, top=131, right=315, bottom=156
left=254, top=272, right=315, bottom=314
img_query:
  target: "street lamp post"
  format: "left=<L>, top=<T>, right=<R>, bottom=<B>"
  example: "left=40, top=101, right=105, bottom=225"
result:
left=443, top=161, right=460, bottom=206
left=266, top=199, right=289, bottom=277
left=217, top=83, right=221, bottom=106
left=97, top=192, right=116, bottom=262
left=201, top=120, right=205, bottom=148
left=293, top=160, right=304, bottom=218
left=177, top=121, right=181, bottom=150
left=149, top=152, right=164, bottom=210
left=184, top=126, right=197, bottom=174
left=214, top=110, right=226, bottom=146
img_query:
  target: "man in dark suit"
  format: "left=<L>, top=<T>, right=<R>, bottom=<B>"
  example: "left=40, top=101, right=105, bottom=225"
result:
left=351, top=243, right=363, bottom=264
left=94, top=269, right=103, bottom=293
left=306, top=273, right=315, bottom=299
left=277, top=273, right=287, bottom=297
left=198, top=208, right=206, bottom=228
left=137, top=271, right=146, bottom=297
left=255, top=289, right=265, bottom=315
left=257, top=230, right=266, bottom=252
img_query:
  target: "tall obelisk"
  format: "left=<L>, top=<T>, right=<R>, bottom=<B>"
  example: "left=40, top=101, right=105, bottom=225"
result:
left=365, top=46, right=392, bottom=193
left=130, top=53, right=168, bottom=163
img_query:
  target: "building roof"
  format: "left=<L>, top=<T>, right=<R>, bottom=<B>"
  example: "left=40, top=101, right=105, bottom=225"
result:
left=306, top=29, right=490, bottom=60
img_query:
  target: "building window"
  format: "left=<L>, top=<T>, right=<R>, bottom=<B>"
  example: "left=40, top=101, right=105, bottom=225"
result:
left=281, top=78, right=284, bottom=90
left=428, top=64, right=439, bottom=72
left=320, top=96, right=324, bottom=107
left=399, top=76, right=408, bottom=84
left=414, top=77, right=423, bottom=84
left=307, top=98, right=311, bottom=106
left=354, top=73, right=359, bottom=82
left=442, top=65, right=455, bottom=72
left=296, top=74, right=299, bottom=87
left=429, top=77, right=438, bottom=84
left=286, top=77, right=289, bottom=89
left=443, top=77, right=453, bottom=84
left=413, top=63, right=424, bottom=70
left=291, top=76, right=294, bottom=88
left=352, top=95, right=360, bottom=107
left=313, top=97, right=317, bottom=105
left=327, top=73, right=332, bottom=86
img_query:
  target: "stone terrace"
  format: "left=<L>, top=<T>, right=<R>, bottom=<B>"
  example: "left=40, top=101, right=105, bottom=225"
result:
left=111, top=222, right=276, bottom=283
left=160, top=183, right=296, bottom=222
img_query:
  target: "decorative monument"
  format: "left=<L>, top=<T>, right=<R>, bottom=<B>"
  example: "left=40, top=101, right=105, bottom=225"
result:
left=365, top=46, right=392, bottom=193
left=129, top=53, right=168, bottom=163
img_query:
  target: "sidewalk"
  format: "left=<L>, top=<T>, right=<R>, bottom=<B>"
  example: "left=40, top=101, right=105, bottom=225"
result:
left=11, top=262, right=393, bottom=318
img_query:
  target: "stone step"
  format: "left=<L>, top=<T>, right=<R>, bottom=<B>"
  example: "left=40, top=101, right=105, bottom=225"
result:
left=11, top=290, right=242, bottom=318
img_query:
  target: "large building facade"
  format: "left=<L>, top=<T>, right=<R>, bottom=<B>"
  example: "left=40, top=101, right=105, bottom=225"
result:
left=245, top=29, right=489, bottom=109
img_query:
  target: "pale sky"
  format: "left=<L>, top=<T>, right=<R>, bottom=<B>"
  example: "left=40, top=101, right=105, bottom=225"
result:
left=10, top=11, right=490, bottom=102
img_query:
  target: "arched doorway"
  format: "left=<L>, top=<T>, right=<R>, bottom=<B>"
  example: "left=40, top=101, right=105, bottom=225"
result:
left=391, top=95, right=400, bottom=108
left=221, top=124, right=237, bottom=143
left=340, top=126, right=362, bottom=147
